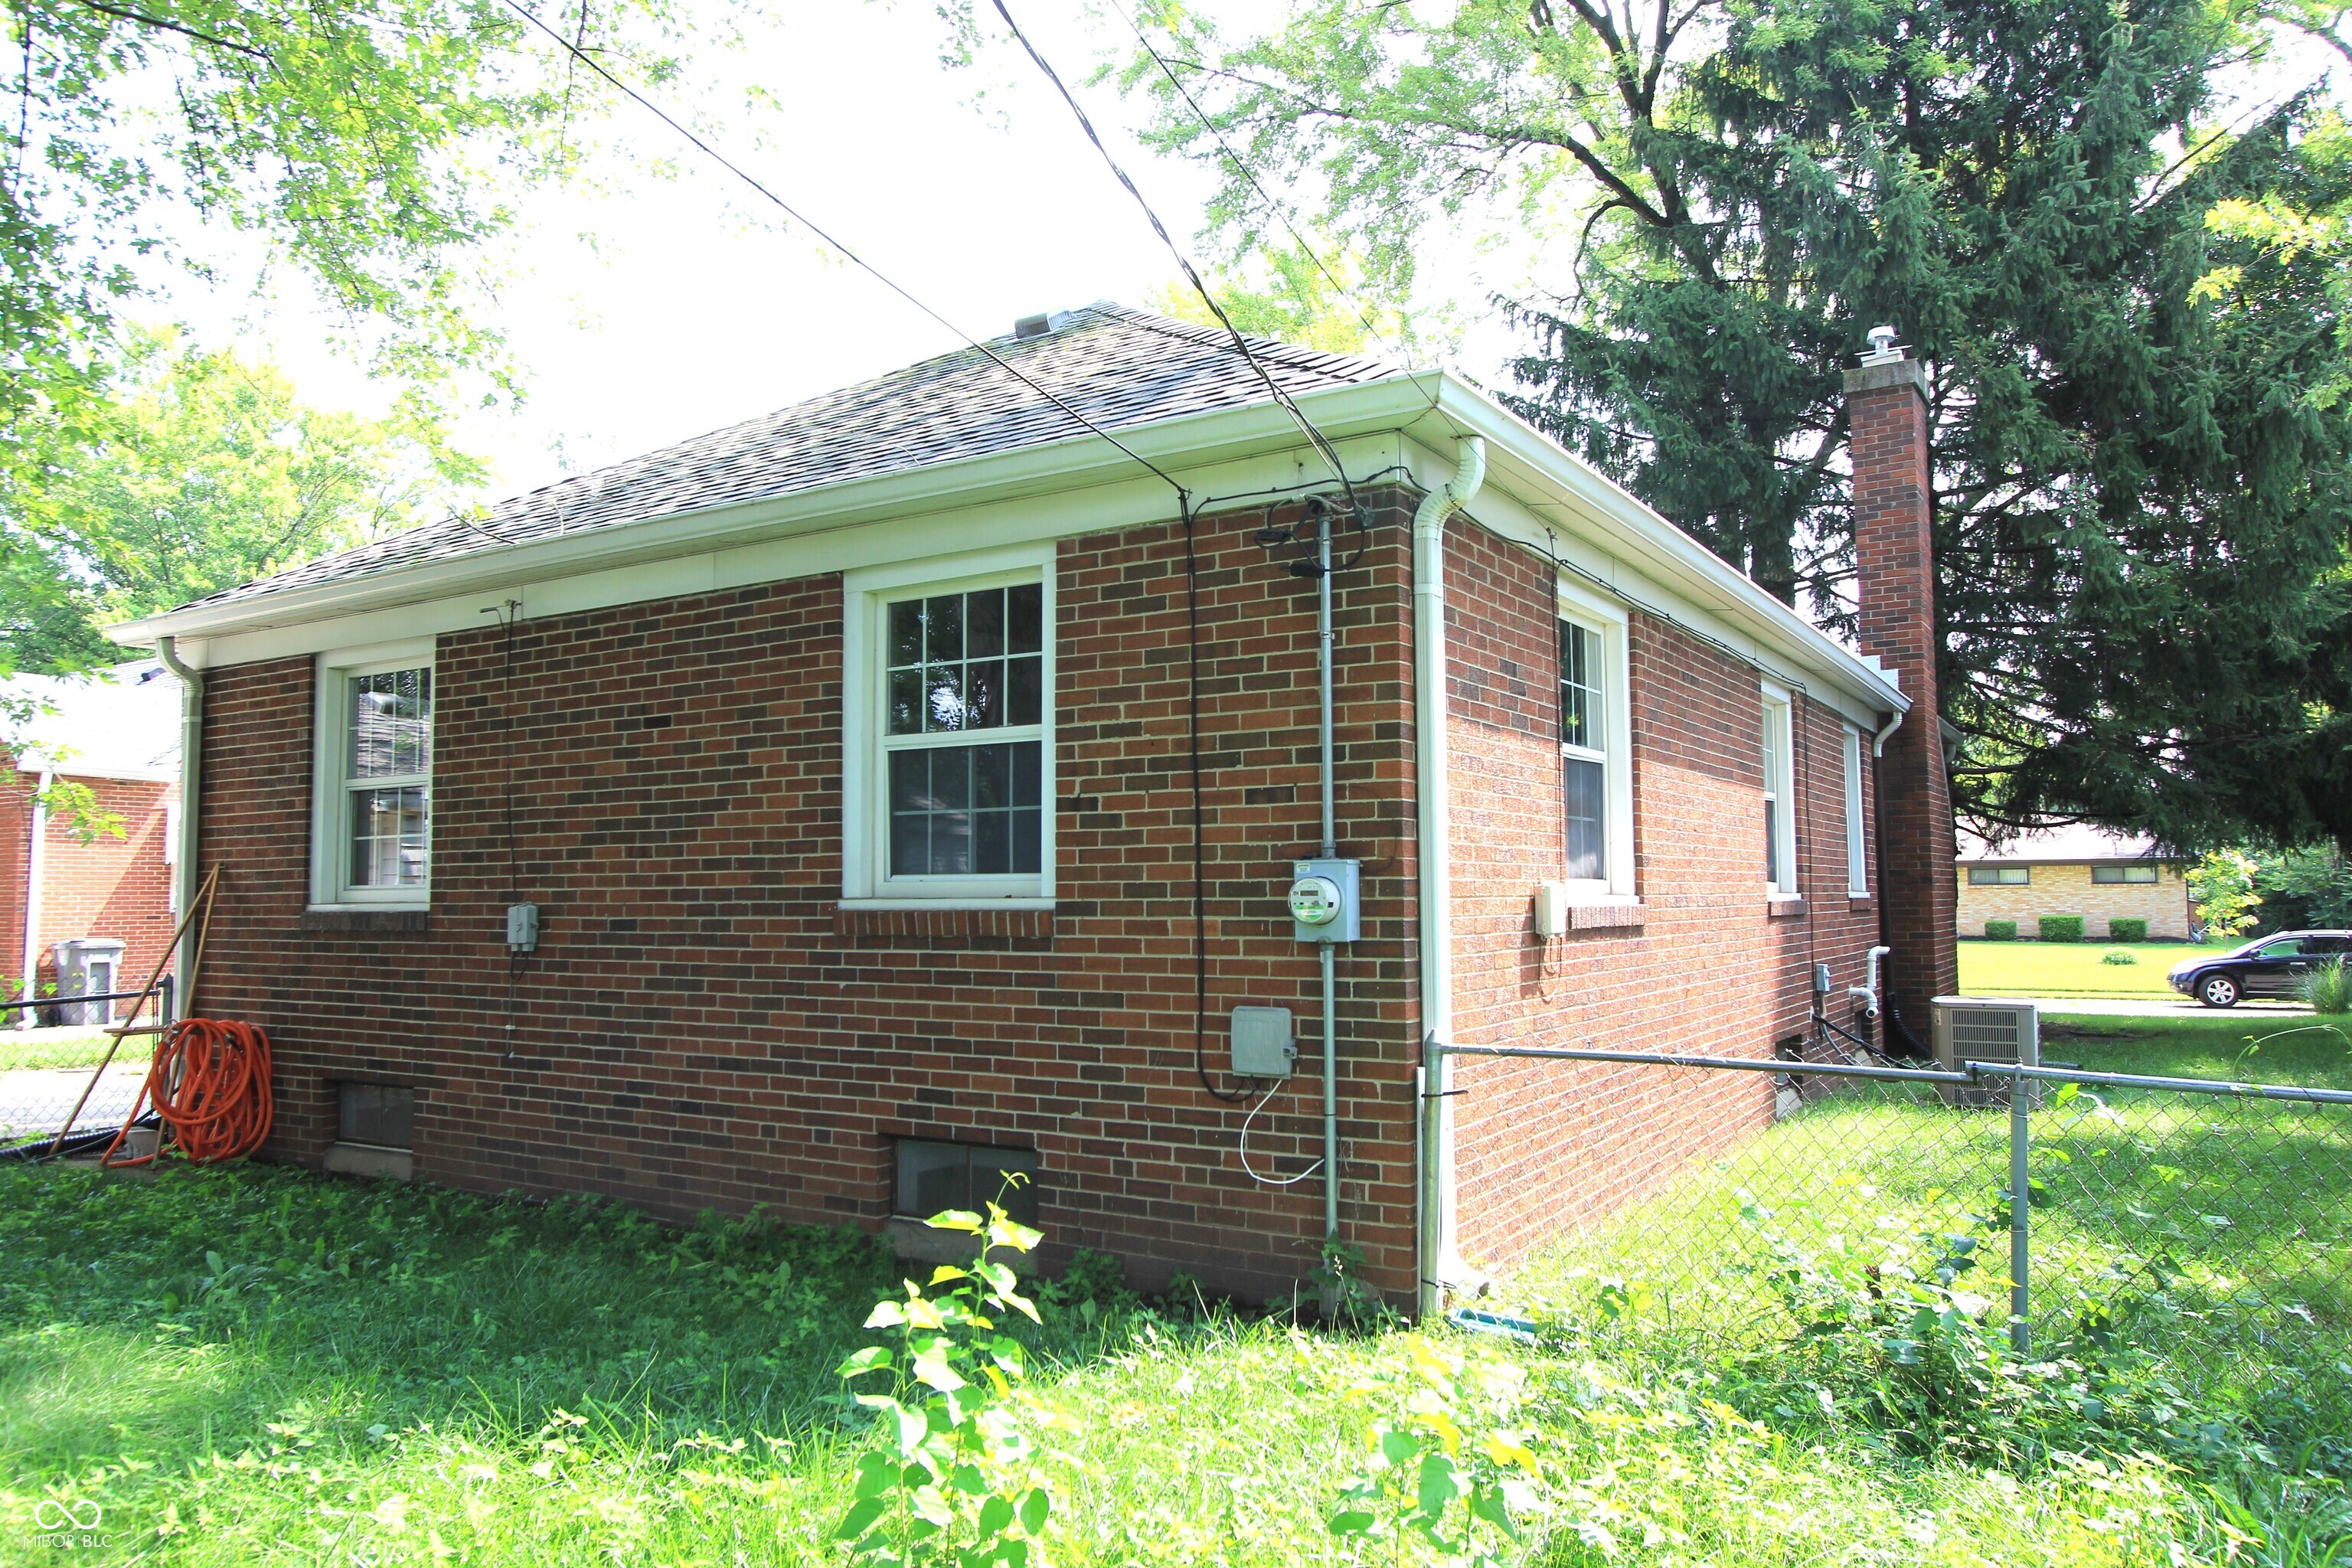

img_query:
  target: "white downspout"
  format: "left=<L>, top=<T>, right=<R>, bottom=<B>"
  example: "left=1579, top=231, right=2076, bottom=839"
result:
left=1873, top=710, right=1903, bottom=757
left=20, top=767, right=51, bottom=1030
left=1413, top=434, right=1486, bottom=1318
left=155, top=636, right=202, bottom=1012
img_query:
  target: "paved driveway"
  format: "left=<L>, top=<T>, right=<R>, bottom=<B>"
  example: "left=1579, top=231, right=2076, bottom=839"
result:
left=0, top=1064, right=145, bottom=1145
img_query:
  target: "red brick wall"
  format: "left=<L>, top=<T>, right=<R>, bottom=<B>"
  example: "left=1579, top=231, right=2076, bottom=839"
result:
left=1439, top=521, right=1886, bottom=1275
left=1848, top=358, right=1958, bottom=1024
left=190, top=492, right=1425, bottom=1303
left=0, top=773, right=177, bottom=1008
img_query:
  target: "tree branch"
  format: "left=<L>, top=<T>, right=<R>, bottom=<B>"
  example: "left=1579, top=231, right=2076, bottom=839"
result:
left=64, top=0, right=266, bottom=57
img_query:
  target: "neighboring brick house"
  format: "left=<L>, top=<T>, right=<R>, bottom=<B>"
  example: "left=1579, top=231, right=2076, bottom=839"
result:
left=0, top=662, right=182, bottom=1023
left=109, top=305, right=1952, bottom=1310
left=1957, top=825, right=2194, bottom=941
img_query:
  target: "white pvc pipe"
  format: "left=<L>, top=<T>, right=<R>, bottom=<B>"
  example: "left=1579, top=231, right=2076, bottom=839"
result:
left=1413, top=435, right=1486, bottom=1318
left=20, top=768, right=50, bottom=1029
left=155, top=635, right=203, bottom=1008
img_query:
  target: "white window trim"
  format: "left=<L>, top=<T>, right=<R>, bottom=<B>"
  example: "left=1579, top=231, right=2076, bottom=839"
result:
left=1761, top=681, right=1798, bottom=897
left=1841, top=724, right=1869, bottom=896
left=310, top=638, right=436, bottom=910
left=841, top=544, right=1057, bottom=906
left=1556, top=578, right=1636, bottom=903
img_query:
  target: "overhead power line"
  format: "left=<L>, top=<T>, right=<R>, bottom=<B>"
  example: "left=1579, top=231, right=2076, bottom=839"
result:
left=1102, top=0, right=1392, bottom=358
left=494, top=0, right=1187, bottom=498
left=986, top=0, right=1362, bottom=511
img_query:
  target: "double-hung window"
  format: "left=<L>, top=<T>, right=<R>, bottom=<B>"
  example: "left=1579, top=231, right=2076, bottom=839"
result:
left=1841, top=725, right=1869, bottom=895
left=1761, top=684, right=1798, bottom=896
left=312, top=642, right=435, bottom=906
left=1553, top=582, right=1635, bottom=900
left=843, top=548, right=1056, bottom=904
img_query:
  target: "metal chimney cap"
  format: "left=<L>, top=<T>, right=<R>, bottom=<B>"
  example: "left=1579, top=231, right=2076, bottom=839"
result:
left=1013, top=313, right=1054, bottom=340
left=1860, top=324, right=1903, bottom=363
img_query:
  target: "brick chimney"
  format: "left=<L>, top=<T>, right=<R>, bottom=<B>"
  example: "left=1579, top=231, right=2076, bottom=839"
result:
left=1846, top=330, right=1958, bottom=1034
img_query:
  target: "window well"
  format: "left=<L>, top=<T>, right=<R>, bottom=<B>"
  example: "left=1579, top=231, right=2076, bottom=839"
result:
left=338, top=1083, right=416, bottom=1150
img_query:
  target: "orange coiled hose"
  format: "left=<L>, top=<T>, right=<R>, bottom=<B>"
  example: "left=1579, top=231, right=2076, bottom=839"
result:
left=100, top=1019, right=273, bottom=1167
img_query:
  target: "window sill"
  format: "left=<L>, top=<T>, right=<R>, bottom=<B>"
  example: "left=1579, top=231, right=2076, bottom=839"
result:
left=1563, top=900, right=1645, bottom=932
left=835, top=904, right=1056, bottom=946
left=838, top=897, right=1055, bottom=911
left=1766, top=896, right=1808, bottom=920
left=323, top=1142, right=413, bottom=1181
left=302, top=907, right=430, bottom=935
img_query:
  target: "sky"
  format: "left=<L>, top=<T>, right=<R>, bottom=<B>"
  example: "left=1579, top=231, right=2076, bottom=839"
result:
left=153, top=2, right=1527, bottom=510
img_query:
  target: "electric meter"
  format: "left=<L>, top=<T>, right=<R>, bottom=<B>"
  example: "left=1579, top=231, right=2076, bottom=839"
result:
left=1288, top=859, right=1361, bottom=943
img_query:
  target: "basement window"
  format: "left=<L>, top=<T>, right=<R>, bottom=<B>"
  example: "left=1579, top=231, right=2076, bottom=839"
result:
left=338, top=1082, right=415, bottom=1150
left=2092, top=864, right=2159, bottom=884
left=893, top=1138, right=1040, bottom=1227
left=841, top=547, right=1056, bottom=905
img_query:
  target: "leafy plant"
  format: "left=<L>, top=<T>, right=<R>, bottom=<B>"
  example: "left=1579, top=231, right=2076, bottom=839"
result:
left=1307, top=1236, right=1400, bottom=1331
left=2191, top=851, right=2265, bottom=941
left=2102, top=949, right=2140, bottom=967
left=2303, top=956, right=2351, bottom=1017
left=2040, top=916, right=2086, bottom=943
left=835, top=1197, right=1067, bottom=1566
left=2109, top=919, right=2150, bottom=942
left=1984, top=920, right=2019, bottom=941
left=1328, top=1339, right=1544, bottom=1565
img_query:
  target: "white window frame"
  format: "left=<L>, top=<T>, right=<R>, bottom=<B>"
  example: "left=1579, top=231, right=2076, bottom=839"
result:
left=1761, top=681, right=1798, bottom=897
left=1555, top=579, right=1636, bottom=903
left=842, top=544, right=1057, bottom=907
left=1841, top=724, right=1869, bottom=896
left=310, top=639, right=436, bottom=910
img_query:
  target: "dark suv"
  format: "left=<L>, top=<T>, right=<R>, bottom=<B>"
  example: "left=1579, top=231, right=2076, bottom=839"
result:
left=2169, top=931, right=2352, bottom=1008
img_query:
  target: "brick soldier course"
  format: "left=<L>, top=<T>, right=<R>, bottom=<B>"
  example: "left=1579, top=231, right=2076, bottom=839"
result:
left=113, top=305, right=1940, bottom=1308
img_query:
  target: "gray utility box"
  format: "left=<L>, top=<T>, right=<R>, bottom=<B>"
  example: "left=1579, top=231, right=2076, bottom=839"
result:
left=1932, top=996, right=2041, bottom=1109
left=1230, top=1007, right=1296, bottom=1078
left=53, top=937, right=127, bottom=1027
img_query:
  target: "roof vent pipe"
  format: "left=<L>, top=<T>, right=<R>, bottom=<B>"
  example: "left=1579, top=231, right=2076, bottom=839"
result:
left=1412, top=433, right=1486, bottom=1320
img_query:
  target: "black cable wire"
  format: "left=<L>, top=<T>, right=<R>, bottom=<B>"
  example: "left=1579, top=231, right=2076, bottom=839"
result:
left=494, top=0, right=1187, bottom=498
left=987, top=0, right=1362, bottom=514
left=1102, top=0, right=1392, bottom=357
left=1184, top=496, right=1250, bottom=1104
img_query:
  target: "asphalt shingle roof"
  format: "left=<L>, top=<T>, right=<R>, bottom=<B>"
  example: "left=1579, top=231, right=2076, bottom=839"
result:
left=180, top=302, right=1396, bottom=614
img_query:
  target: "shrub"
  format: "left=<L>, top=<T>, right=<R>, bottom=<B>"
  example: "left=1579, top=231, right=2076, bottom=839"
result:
left=2039, top=915, right=2086, bottom=942
left=2109, top=917, right=2149, bottom=942
left=2101, top=949, right=2138, bottom=966
left=2305, top=956, right=2351, bottom=1016
left=1984, top=920, right=2018, bottom=940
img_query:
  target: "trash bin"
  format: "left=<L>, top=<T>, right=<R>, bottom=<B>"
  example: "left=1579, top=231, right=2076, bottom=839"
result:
left=52, top=937, right=127, bottom=1027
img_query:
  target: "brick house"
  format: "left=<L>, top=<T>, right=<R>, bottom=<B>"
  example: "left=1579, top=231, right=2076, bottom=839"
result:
left=1957, top=825, right=2193, bottom=941
left=0, top=661, right=182, bottom=1024
left=109, top=305, right=1954, bottom=1309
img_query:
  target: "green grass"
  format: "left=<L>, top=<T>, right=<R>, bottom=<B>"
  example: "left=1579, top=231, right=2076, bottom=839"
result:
left=1959, top=937, right=2211, bottom=998
left=3, top=1019, right=2347, bottom=1566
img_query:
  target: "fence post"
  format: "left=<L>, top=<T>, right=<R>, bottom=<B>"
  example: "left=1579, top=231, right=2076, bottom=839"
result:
left=2008, top=1063, right=2031, bottom=1356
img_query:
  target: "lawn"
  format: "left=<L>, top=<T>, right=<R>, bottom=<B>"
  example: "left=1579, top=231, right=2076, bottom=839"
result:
left=2, top=1012, right=2344, bottom=1565
left=0, top=1027, right=151, bottom=1075
left=1958, top=937, right=2210, bottom=998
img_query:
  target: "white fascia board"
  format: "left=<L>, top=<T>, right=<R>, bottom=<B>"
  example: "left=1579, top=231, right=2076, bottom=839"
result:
left=1400, top=381, right=1907, bottom=724
left=105, top=376, right=1443, bottom=657
left=153, top=424, right=1416, bottom=670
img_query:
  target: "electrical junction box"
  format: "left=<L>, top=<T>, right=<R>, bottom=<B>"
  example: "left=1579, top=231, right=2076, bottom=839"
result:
left=1289, top=858, right=1361, bottom=943
left=505, top=903, right=540, bottom=955
left=1230, top=1007, right=1295, bottom=1077
left=1534, top=882, right=1570, bottom=939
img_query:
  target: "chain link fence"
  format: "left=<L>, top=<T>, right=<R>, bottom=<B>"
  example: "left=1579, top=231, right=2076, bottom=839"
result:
left=1457, top=1041, right=2352, bottom=1396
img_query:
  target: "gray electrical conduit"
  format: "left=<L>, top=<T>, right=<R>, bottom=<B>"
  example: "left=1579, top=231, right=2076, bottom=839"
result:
left=1413, top=435, right=1487, bottom=1318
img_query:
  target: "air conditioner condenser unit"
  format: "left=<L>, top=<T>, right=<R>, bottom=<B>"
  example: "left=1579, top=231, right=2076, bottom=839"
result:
left=1931, top=996, right=2040, bottom=1109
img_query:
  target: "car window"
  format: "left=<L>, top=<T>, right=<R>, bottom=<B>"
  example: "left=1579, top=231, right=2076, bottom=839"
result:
left=2255, top=939, right=2305, bottom=958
